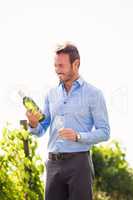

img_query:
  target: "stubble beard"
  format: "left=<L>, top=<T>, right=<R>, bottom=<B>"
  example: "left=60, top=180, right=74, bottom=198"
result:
left=61, top=71, right=74, bottom=84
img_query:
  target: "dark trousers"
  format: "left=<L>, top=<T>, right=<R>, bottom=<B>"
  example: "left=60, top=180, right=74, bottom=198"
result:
left=45, top=152, right=93, bottom=200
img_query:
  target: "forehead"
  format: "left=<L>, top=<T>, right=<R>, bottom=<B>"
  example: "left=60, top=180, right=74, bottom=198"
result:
left=54, top=53, right=70, bottom=64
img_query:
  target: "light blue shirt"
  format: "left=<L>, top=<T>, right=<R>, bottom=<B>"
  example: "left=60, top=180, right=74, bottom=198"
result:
left=29, top=77, right=110, bottom=153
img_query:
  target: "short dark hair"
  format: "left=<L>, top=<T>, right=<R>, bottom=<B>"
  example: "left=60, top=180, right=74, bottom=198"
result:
left=55, top=42, right=80, bottom=66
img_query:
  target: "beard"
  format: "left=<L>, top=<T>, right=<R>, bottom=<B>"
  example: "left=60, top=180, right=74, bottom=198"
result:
left=58, top=72, right=74, bottom=83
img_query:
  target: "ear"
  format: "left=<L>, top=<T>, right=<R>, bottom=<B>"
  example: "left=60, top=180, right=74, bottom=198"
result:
left=72, top=59, right=80, bottom=70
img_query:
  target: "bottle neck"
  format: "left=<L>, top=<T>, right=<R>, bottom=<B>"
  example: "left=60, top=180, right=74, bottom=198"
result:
left=18, top=90, right=26, bottom=99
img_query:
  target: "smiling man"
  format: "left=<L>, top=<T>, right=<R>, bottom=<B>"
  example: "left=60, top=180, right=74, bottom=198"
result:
left=26, top=42, right=110, bottom=200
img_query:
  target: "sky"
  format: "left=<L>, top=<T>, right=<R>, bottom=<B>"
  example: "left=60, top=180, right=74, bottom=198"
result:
left=0, top=0, right=133, bottom=166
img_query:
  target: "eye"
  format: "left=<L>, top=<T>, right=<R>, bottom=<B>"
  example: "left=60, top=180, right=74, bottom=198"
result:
left=55, top=64, right=64, bottom=68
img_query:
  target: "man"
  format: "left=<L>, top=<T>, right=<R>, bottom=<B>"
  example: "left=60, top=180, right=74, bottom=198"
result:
left=26, top=42, right=110, bottom=200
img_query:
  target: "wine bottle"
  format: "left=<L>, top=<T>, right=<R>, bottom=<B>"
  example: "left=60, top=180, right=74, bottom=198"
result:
left=18, top=90, right=45, bottom=122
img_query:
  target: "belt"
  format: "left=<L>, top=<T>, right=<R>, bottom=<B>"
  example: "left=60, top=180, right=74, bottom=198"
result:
left=48, top=151, right=88, bottom=161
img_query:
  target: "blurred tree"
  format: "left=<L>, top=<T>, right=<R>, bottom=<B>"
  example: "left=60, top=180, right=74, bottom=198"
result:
left=92, top=141, right=133, bottom=200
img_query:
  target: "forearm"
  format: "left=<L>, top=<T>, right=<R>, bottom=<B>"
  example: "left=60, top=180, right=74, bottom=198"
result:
left=28, top=115, right=50, bottom=137
left=78, top=127, right=110, bottom=145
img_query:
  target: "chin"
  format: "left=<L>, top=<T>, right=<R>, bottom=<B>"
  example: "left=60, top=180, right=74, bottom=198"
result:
left=58, top=75, right=65, bottom=81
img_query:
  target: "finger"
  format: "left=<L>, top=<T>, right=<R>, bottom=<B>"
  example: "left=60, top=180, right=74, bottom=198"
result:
left=58, top=128, right=64, bottom=132
left=59, top=133, right=70, bottom=138
left=26, top=111, right=32, bottom=118
left=27, top=111, right=40, bottom=119
left=58, top=130, right=66, bottom=135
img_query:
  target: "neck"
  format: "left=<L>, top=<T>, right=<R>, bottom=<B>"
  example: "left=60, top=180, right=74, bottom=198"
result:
left=64, top=74, right=79, bottom=92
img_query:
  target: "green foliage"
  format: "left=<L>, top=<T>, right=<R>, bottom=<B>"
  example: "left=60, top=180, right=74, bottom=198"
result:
left=0, top=125, right=44, bottom=200
left=92, top=141, right=133, bottom=200
left=1, top=126, right=133, bottom=200
left=93, top=189, right=112, bottom=200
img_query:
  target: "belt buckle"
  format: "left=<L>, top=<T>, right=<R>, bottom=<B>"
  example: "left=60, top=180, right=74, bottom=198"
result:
left=55, top=153, right=63, bottom=160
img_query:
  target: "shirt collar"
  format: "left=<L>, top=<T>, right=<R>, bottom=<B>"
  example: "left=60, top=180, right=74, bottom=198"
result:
left=75, top=76, right=84, bottom=86
left=58, top=75, right=84, bottom=87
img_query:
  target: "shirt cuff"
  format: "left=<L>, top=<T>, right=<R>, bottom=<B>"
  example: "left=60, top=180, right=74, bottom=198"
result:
left=28, top=123, right=43, bottom=137
left=78, top=132, right=90, bottom=143
left=79, top=129, right=110, bottom=145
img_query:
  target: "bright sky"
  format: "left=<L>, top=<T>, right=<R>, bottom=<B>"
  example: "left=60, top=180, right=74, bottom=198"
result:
left=0, top=0, right=133, bottom=166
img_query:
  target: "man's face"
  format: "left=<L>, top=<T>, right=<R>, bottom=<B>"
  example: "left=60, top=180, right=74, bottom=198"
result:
left=54, top=53, right=75, bottom=82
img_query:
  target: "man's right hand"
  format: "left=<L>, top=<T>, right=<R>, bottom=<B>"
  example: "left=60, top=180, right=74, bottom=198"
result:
left=26, top=110, right=41, bottom=128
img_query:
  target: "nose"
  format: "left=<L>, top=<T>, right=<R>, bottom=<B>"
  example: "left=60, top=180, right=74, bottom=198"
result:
left=55, top=66, right=61, bottom=74
left=55, top=68, right=60, bottom=74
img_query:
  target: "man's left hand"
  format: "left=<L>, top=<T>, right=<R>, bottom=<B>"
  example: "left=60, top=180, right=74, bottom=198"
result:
left=58, top=128, right=77, bottom=141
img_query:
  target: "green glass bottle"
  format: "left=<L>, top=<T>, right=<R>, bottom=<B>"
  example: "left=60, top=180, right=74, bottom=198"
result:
left=18, top=90, right=45, bottom=122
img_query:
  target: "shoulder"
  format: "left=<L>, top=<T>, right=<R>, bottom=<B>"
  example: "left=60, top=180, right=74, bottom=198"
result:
left=45, top=85, right=60, bottom=101
left=81, top=80, right=105, bottom=106
left=83, top=80, right=102, bottom=96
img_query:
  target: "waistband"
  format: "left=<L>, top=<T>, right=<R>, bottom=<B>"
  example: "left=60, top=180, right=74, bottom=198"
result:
left=48, top=151, right=89, bottom=161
